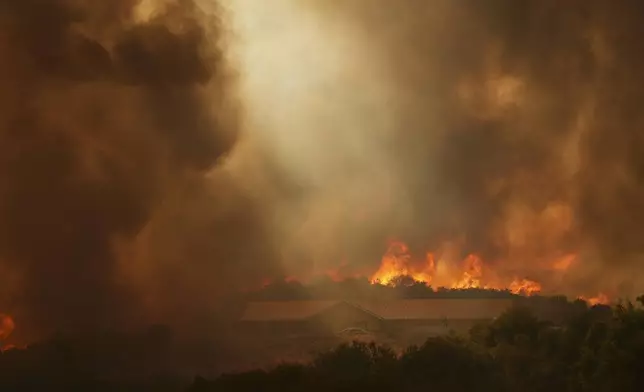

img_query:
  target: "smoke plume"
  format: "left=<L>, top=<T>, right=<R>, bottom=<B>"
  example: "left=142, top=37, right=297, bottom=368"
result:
left=0, top=0, right=279, bottom=338
left=229, top=0, right=644, bottom=298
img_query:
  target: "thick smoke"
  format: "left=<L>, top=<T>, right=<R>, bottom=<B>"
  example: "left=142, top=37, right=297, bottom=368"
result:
left=230, top=0, right=644, bottom=298
left=0, top=0, right=279, bottom=338
left=350, top=0, right=644, bottom=296
left=3, top=0, right=644, bottom=340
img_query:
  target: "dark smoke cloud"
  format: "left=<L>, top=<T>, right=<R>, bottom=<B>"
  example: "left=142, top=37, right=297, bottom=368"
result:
left=0, top=0, right=277, bottom=338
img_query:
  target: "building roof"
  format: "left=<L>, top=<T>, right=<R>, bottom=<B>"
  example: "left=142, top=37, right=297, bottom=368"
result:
left=240, top=299, right=514, bottom=322
left=359, top=299, right=514, bottom=320
left=240, top=301, right=340, bottom=321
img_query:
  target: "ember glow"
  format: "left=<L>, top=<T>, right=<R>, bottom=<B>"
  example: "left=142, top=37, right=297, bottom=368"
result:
left=0, top=314, right=14, bottom=341
left=579, top=293, right=610, bottom=306
left=0, top=314, right=15, bottom=352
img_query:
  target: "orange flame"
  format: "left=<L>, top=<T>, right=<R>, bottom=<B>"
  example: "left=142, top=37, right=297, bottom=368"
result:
left=0, top=314, right=16, bottom=353
left=508, top=278, right=542, bottom=296
left=370, top=241, right=543, bottom=296
left=370, top=241, right=435, bottom=286
left=452, top=254, right=485, bottom=289
left=255, top=241, right=598, bottom=300
left=579, top=292, right=610, bottom=306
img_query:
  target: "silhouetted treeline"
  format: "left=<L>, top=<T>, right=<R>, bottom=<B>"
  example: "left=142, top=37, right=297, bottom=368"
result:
left=190, top=299, right=644, bottom=392
left=0, top=324, right=228, bottom=391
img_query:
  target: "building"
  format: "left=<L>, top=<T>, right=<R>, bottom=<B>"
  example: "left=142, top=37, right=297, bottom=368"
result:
left=239, top=298, right=515, bottom=338
left=239, top=300, right=384, bottom=337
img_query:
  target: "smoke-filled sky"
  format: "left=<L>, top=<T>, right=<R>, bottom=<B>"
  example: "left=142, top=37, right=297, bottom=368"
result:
left=227, top=0, right=644, bottom=297
left=2, top=0, right=644, bottom=338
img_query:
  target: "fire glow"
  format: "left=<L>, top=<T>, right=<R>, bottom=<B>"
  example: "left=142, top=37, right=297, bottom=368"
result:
left=370, top=240, right=543, bottom=295
left=255, top=239, right=612, bottom=305
left=369, top=240, right=604, bottom=301
left=579, top=293, right=610, bottom=306
left=0, top=314, right=14, bottom=341
left=0, top=314, right=16, bottom=352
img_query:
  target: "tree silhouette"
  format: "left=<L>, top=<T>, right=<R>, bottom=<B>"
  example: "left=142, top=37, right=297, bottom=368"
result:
left=189, top=296, right=644, bottom=392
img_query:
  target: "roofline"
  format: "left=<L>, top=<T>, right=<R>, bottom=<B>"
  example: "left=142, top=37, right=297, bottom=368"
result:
left=342, top=301, right=385, bottom=320
left=343, top=301, right=385, bottom=320
left=305, top=300, right=385, bottom=321
left=241, top=298, right=513, bottom=322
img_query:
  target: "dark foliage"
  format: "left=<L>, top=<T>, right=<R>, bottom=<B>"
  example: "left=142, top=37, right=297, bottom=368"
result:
left=0, top=293, right=633, bottom=391
left=0, top=325, right=213, bottom=391
left=191, top=301, right=643, bottom=392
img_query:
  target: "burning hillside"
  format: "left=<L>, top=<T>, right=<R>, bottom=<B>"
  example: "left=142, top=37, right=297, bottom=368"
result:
left=366, top=240, right=608, bottom=303
left=370, top=240, right=545, bottom=296
left=254, top=239, right=609, bottom=305
left=0, top=314, right=16, bottom=353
